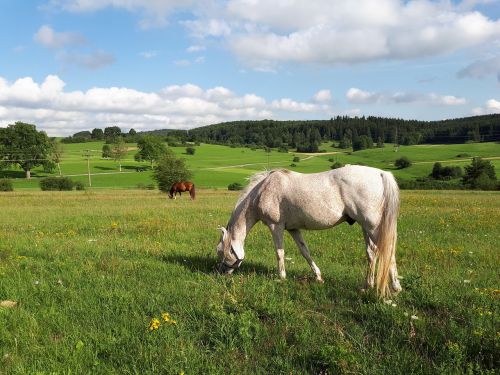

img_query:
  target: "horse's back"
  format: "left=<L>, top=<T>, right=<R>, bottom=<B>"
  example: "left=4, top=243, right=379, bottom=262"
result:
left=252, top=166, right=393, bottom=229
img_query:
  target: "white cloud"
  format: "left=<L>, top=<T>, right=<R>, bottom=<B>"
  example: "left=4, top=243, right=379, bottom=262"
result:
left=34, top=25, right=115, bottom=70
left=49, top=0, right=196, bottom=28
left=182, top=19, right=232, bottom=38
left=225, top=0, right=500, bottom=69
left=312, top=89, right=332, bottom=103
left=271, top=98, right=318, bottom=112
left=49, top=1, right=500, bottom=69
left=346, top=88, right=380, bottom=104
left=140, top=50, right=158, bottom=59
left=186, top=45, right=206, bottom=53
left=174, top=59, right=191, bottom=66
left=472, top=98, right=500, bottom=115
left=346, top=87, right=466, bottom=106
left=34, top=25, right=86, bottom=49
left=0, top=75, right=328, bottom=135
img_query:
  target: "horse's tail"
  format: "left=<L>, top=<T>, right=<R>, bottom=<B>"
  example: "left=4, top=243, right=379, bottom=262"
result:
left=190, top=184, right=196, bottom=200
left=375, top=171, right=400, bottom=298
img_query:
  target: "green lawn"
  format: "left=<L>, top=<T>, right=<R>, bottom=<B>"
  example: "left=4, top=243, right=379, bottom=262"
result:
left=2, top=141, right=499, bottom=189
left=0, top=190, right=498, bottom=373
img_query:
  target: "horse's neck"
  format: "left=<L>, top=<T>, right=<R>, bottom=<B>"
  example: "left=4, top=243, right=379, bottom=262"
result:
left=228, top=199, right=257, bottom=242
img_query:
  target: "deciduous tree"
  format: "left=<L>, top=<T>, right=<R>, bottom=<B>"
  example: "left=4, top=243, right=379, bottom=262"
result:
left=0, top=122, right=52, bottom=179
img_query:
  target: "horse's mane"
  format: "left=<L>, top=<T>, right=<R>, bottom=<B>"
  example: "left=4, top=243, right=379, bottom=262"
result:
left=235, top=169, right=289, bottom=207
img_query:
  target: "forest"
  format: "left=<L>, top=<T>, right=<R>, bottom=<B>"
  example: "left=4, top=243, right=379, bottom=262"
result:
left=144, top=114, right=500, bottom=152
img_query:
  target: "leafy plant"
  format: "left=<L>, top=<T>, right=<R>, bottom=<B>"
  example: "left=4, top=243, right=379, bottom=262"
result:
left=153, top=150, right=192, bottom=193
left=39, top=177, right=74, bottom=191
left=228, top=182, right=244, bottom=191
left=395, top=156, right=412, bottom=169
left=0, top=179, right=13, bottom=192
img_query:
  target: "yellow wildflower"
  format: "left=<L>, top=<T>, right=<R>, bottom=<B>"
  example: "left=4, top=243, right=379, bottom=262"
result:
left=161, top=312, right=171, bottom=322
left=149, top=318, right=161, bottom=331
left=161, top=312, right=177, bottom=325
left=111, top=222, right=118, bottom=229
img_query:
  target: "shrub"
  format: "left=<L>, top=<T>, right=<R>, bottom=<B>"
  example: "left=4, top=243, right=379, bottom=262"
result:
left=330, top=161, right=344, bottom=170
left=153, top=151, right=192, bottom=193
left=40, top=177, right=74, bottom=191
left=0, top=179, right=13, bottom=192
left=431, top=162, right=463, bottom=180
left=290, top=163, right=297, bottom=167
left=186, top=147, right=196, bottom=155
left=462, top=157, right=497, bottom=190
left=228, top=182, right=244, bottom=191
left=395, top=157, right=412, bottom=169
left=293, top=156, right=300, bottom=163
left=74, top=181, right=85, bottom=191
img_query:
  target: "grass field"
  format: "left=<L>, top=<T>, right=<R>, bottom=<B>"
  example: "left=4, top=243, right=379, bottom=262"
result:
left=2, top=141, right=499, bottom=190
left=0, top=189, right=498, bottom=373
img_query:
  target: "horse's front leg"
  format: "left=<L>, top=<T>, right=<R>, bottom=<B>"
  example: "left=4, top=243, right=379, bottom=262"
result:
left=288, top=229, right=323, bottom=283
left=268, top=224, right=286, bottom=280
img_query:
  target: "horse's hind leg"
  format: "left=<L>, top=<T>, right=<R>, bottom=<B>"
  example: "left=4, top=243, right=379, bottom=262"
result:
left=288, top=229, right=323, bottom=283
left=268, top=224, right=286, bottom=280
left=362, top=229, right=377, bottom=291
left=362, top=228, right=401, bottom=293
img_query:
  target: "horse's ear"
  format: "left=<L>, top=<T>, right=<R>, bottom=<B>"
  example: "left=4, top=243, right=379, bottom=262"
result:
left=217, top=226, right=228, bottom=241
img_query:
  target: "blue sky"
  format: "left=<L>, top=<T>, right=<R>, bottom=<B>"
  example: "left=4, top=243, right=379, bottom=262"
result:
left=0, top=0, right=499, bottom=136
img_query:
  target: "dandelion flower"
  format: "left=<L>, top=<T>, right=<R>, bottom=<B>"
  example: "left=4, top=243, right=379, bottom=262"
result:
left=161, top=312, right=171, bottom=322
left=161, top=312, right=177, bottom=325
left=149, top=318, right=161, bottom=331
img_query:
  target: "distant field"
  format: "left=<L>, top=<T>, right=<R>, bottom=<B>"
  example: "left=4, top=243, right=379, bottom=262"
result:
left=2, top=141, right=499, bottom=189
left=0, top=189, right=498, bottom=373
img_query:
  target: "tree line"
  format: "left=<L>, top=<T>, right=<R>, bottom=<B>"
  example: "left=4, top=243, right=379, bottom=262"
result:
left=183, top=114, right=500, bottom=152
left=60, top=114, right=500, bottom=153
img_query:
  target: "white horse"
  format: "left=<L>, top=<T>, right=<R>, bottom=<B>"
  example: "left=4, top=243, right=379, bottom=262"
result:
left=216, top=165, right=402, bottom=297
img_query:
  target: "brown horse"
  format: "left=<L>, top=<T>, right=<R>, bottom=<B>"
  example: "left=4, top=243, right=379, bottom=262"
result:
left=169, top=181, right=195, bottom=200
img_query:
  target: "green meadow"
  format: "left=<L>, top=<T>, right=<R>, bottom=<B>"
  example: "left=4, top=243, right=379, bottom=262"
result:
left=3, top=141, right=500, bottom=190
left=1, top=141, right=499, bottom=373
left=0, top=189, right=498, bottom=373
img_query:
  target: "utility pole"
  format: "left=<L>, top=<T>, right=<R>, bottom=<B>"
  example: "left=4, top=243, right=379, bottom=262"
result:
left=83, top=149, right=92, bottom=187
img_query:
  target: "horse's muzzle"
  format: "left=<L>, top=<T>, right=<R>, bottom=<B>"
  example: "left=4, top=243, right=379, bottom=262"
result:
left=218, top=262, right=235, bottom=274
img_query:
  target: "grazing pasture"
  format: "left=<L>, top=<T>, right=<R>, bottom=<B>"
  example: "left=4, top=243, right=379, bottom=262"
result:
left=3, top=141, right=500, bottom=190
left=0, top=189, right=498, bottom=373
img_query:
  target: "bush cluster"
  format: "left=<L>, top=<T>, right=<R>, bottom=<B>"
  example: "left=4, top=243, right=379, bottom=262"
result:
left=39, top=177, right=75, bottom=191
left=430, top=163, right=462, bottom=180
left=0, top=179, right=13, bottom=192
left=330, top=161, right=344, bottom=170
left=395, top=157, right=412, bottom=169
left=228, top=182, right=244, bottom=191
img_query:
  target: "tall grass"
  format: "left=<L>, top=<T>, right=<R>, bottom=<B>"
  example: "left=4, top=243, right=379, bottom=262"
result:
left=0, top=190, right=499, bottom=373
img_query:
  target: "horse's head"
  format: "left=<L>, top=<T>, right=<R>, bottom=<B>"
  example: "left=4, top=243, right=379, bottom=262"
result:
left=168, top=185, right=176, bottom=199
left=216, top=226, right=244, bottom=274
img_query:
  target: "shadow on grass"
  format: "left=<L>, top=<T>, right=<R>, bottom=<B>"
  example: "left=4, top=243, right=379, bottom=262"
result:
left=0, top=171, right=28, bottom=179
left=160, top=253, right=274, bottom=276
left=122, top=165, right=148, bottom=171
left=94, top=166, right=115, bottom=171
